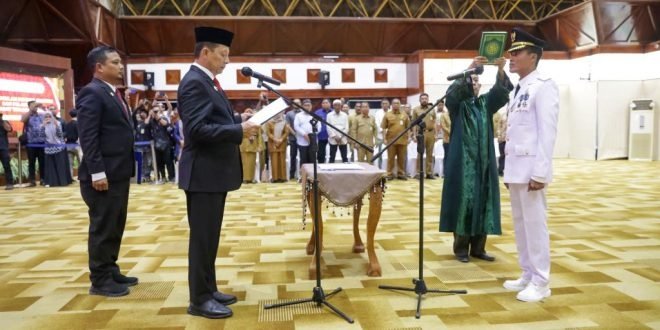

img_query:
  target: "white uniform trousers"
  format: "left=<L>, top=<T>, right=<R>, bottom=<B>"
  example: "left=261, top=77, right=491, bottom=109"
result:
left=509, top=183, right=550, bottom=286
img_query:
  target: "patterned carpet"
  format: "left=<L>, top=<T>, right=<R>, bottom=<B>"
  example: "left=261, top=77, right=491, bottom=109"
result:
left=0, top=159, right=659, bottom=329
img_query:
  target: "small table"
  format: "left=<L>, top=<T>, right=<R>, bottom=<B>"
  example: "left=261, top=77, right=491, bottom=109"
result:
left=301, top=163, right=386, bottom=279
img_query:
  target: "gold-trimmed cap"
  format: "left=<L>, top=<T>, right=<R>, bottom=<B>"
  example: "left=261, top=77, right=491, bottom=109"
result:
left=508, top=27, right=545, bottom=52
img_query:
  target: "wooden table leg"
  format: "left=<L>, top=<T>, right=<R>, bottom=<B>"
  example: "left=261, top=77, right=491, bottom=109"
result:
left=306, top=190, right=323, bottom=279
left=366, top=185, right=383, bottom=277
left=352, top=198, right=365, bottom=253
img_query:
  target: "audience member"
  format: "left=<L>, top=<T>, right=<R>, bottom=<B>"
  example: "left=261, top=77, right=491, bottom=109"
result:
left=266, top=113, right=290, bottom=182
left=314, top=99, right=332, bottom=163
left=381, top=98, right=409, bottom=180
left=0, top=113, right=13, bottom=190
left=21, top=101, right=45, bottom=186
left=40, top=112, right=72, bottom=187
left=327, top=99, right=349, bottom=163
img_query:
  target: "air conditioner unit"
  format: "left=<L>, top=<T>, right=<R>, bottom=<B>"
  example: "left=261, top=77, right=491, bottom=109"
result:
left=628, top=99, right=655, bottom=161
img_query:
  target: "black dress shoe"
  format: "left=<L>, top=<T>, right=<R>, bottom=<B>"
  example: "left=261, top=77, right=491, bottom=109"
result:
left=89, top=281, right=129, bottom=297
left=113, top=273, right=139, bottom=286
left=188, top=299, right=233, bottom=319
left=456, top=255, right=469, bottom=263
left=212, top=291, right=237, bottom=305
left=426, top=174, right=436, bottom=180
left=470, top=253, right=496, bottom=262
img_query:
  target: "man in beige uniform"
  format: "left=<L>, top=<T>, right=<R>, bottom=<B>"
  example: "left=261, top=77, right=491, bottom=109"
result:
left=347, top=105, right=358, bottom=162
left=493, top=109, right=507, bottom=176
left=239, top=108, right=263, bottom=183
left=353, top=102, right=377, bottom=162
left=412, top=93, right=437, bottom=179
left=439, top=104, right=451, bottom=175
left=381, top=98, right=410, bottom=180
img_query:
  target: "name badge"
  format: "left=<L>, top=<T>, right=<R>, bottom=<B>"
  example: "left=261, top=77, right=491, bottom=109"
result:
left=399, top=120, right=403, bottom=126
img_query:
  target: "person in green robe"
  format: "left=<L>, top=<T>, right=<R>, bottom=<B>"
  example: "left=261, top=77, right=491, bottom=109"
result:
left=440, top=56, right=513, bottom=263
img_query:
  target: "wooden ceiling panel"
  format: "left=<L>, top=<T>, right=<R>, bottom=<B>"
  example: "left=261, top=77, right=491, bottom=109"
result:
left=272, top=69, right=286, bottom=83
left=374, top=68, right=388, bottom=83
left=343, top=22, right=381, bottom=55
left=342, top=68, right=355, bottom=83
left=99, top=11, right=115, bottom=46
left=273, top=21, right=313, bottom=55
left=596, top=2, right=658, bottom=44
left=236, top=69, right=251, bottom=84
left=538, top=2, right=597, bottom=51
left=233, top=20, right=278, bottom=55
left=121, top=20, right=164, bottom=55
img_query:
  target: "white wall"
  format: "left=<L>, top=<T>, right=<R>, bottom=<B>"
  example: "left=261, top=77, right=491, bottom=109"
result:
left=596, top=81, right=643, bottom=160
left=126, top=62, right=408, bottom=91
left=642, top=78, right=660, bottom=160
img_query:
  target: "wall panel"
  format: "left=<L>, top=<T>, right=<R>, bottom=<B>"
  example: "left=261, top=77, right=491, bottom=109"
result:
left=596, top=81, right=643, bottom=160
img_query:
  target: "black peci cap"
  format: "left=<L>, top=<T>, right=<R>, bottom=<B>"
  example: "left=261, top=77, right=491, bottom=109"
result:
left=508, top=27, right=545, bottom=52
left=194, top=26, right=234, bottom=47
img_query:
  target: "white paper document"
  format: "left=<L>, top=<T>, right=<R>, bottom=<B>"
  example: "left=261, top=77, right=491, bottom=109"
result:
left=247, top=97, right=288, bottom=125
left=318, top=163, right=364, bottom=171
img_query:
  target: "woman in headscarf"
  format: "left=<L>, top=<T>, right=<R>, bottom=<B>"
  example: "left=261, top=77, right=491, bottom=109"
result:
left=40, top=111, right=72, bottom=186
left=266, top=113, right=290, bottom=183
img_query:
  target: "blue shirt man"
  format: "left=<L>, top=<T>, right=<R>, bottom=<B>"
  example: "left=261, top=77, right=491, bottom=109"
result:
left=314, top=99, right=331, bottom=163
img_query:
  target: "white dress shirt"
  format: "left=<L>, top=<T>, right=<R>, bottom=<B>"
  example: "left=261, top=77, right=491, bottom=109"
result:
left=326, top=110, right=348, bottom=145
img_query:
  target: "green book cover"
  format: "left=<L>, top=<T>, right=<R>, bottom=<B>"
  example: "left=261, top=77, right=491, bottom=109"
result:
left=479, top=31, right=508, bottom=64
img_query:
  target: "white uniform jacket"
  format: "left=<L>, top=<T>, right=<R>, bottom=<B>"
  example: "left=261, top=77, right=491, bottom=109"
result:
left=503, top=70, right=559, bottom=184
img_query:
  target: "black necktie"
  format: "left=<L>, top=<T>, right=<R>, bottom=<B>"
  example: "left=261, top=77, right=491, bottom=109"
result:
left=514, top=84, right=520, bottom=98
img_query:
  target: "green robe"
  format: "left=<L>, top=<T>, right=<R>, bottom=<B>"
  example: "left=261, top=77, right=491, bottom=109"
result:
left=439, top=73, right=513, bottom=236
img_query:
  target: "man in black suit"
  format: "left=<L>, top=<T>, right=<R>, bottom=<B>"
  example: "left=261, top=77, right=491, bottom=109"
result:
left=77, top=46, right=137, bottom=297
left=178, top=27, right=260, bottom=319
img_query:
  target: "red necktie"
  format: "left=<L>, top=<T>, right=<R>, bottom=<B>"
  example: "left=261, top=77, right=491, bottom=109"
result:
left=213, top=78, right=222, bottom=92
left=115, top=88, right=129, bottom=119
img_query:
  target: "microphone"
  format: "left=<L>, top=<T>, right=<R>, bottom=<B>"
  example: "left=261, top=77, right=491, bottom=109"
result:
left=240, top=67, right=281, bottom=86
left=446, top=65, right=484, bottom=81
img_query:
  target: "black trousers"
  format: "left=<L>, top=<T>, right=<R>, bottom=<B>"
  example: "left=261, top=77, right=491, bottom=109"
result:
left=81, top=179, right=130, bottom=286
left=27, top=146, right=44, bottom=182
left=186, top=191, right=227, bottom=305
left=1, top=148, right=13, bottom=185
left=298, top=145, right=314, bottom=166
left=317, top=139, right=328, bottom=164
left=453, top=232, right=487, bottom=258
left=329, top=144, right=348, bottom=163
left=155, top=147, right=175, bottom=180
left=498, top=142, right=506, bottom=174
left=288, top=140, right=298, bottom=179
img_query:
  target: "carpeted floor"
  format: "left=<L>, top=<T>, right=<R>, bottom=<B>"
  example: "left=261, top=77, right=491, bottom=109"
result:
left=0, top=159, right=659, bottom=329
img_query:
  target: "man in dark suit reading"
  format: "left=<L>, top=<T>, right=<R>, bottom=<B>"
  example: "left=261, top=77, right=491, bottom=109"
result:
left=178, top=26, right=260, bottom=319
left=77, top=46, right=137, bottom=297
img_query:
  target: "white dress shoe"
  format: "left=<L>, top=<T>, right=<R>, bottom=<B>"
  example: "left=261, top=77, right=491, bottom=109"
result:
left=503, top=278, right=530, bottom=291
left=516, top=283, right=551, bottom=302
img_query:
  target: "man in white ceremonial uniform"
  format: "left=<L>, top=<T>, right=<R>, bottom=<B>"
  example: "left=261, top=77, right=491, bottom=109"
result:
left=502, top=27, right=559, bottom=303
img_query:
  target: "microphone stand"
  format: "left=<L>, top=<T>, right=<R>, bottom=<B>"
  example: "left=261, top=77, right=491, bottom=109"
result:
left=371, top=89, right=467, bottom=319
left=255, top=79, right=368, bottom=324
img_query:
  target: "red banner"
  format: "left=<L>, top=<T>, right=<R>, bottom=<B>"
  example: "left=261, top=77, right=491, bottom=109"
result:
left=0, top=71, right=60, bottom=132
